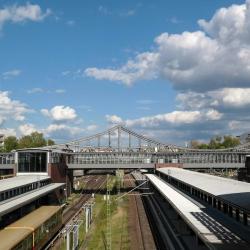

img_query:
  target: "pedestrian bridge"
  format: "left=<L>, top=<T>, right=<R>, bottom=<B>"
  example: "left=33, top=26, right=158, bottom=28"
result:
left=0, top=125, right=249, bottom=170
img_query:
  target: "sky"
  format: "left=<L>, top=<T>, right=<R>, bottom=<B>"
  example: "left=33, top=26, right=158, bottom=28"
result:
left=0, top=0, right=249, bottom=146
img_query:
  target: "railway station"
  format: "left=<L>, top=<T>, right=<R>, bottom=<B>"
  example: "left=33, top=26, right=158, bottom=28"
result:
left=0, top=126, right=250, bottom=249
left=156, top=167, right=250, bottom=226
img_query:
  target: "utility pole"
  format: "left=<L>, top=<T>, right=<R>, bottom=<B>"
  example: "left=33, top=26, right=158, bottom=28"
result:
left=106, top=174, right=112, bottom=250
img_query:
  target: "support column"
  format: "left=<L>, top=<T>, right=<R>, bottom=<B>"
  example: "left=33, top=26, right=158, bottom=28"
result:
left=243, top=213, right=248, bottom=226
left=66, top=229, right=70, bottom=250
left=118, top=126, right=121, bottom=151
left=213, top=198, right=216, bottom=208
left=97, top=136, right=101, bottom=148
left=229, top=206, right=233, bottom=217
left=236, top=209, right=240, bottom=221
left=85, top=207, right=89, bottom=233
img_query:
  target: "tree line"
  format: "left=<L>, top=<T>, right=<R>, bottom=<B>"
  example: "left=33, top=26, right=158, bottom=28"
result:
left=190, top=135, right=240, bottom=149
left=0, top=132, right=55, bottom=153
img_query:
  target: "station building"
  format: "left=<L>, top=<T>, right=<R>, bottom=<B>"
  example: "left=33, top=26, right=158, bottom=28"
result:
left=0, top=148, right=69, bottom=228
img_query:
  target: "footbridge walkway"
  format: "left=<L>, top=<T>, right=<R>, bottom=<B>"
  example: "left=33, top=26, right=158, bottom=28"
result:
left=0, top=125, right=249, bottom=170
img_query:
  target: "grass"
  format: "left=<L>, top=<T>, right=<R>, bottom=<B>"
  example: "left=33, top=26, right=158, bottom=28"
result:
left=57, top=175, right=130, bottom=250
left=80, top=175, right=130, bottom=250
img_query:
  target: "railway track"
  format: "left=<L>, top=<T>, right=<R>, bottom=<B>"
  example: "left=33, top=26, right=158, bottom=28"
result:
left=143, top=193, right=186, bottom=250
left=125, top=174, right=156, bottom=250
left=44, top=175, right=107, bottom=250
left=62, top=175, right=106, bottom=224
left=131, top=171, right=186, bottom=250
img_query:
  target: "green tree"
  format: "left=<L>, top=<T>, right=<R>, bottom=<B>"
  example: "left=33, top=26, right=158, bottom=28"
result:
left=222, top=135, right=240, bottom=148
left=18, top=132, right=47, bottom=149
left=3, top=136, right=18, bottom=152
left=208, top=136, right=222, bottom=149
left=47, top=139, right=55, bottom=146
left=194, top=135, right=240, bottom=149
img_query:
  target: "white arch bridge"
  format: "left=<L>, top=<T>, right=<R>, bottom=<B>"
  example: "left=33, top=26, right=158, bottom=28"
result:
left=0, top=125, right=249, bottom=170
left=52, top=125, right=250, bottom=169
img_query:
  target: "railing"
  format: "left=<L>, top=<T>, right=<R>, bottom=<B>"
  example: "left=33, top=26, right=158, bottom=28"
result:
left=67, top=152, right=248, bottom=165
left=0, top=153, right=15, bottom=165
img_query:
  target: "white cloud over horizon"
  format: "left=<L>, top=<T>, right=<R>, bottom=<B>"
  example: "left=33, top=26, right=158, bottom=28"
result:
left=0, top=3, right=51, bottom=29
left=83, top=0, right=250, bottom=143
left=0, top=91, right=30, bottom=126
left=41, top=105, right=77, bottom=122
left=85, top=0, right=250, bottom=92
left=2, top=1, right=250, bottom=145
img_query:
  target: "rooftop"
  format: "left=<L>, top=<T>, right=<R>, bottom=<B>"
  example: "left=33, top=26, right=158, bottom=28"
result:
left=158, top=167, right=250, bottom=211
left=0, top=175, right=50, bottom=193
left=0, top=183, right=65, bottom=216
left=146, top=174, right=250, bottom=250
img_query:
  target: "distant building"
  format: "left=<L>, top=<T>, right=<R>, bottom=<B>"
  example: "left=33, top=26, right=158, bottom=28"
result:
left=238, top=133, right=250, bottom=144
left=0, top=134, right=4, bottom=147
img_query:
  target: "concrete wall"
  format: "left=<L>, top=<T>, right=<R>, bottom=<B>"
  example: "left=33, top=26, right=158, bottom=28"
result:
left=67, top=163, right=155, bottom=169
left=183, top=163, right=245, bottom=169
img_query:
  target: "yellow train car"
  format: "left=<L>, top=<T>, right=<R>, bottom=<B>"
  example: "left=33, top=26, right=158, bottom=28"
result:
left=0, top=206, right=62, bottom=250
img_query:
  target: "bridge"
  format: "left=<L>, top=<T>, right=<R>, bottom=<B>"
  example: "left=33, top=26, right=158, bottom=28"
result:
left=0, top=125, right=250, bottom=171
left=52, top=125, right=250, bottom=169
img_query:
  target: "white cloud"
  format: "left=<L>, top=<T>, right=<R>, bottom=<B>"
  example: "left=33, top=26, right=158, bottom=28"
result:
left=106, top=109, right=222, bottom=129
left=19, top=123, right=37, bottom=135
left=66, top=20, right=75, bottom=26
left=41, top=105, right=77, bottom=122
left=85, top=52, right=158, bottom=86
left=198, top=3, right=248, bottom=44
left=2, top=69, right=21, bottom=79
left=0, top=3, right=51, bottom=29
left=85, top=0, right=250, bottom=91
left=212, top=88, right=250, bottom=108
left=177, top=88, right=250, bottom=109
left=106, top=115, right=123, bottom=124
left=86, top=125, right=98, bottom=131
left=61, top=70, right=70, bottom=76
left=43, top=124, right=84, bottom=141
left=0, top=91, right=30, bottom=125
left=0, top=128, right=16, bottom=137
left=120, top=9, right=136, bottom=17
left=27, top=88, right=44, bottom=94
left=55, top=89, right=66, bottom=94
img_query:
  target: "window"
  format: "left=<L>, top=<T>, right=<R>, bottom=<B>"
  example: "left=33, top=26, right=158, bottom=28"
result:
left=18, top=152, right=47, bottom=173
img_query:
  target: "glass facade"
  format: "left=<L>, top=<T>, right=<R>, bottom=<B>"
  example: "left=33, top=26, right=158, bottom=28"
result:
left=18, top=152, right=47, bottom=173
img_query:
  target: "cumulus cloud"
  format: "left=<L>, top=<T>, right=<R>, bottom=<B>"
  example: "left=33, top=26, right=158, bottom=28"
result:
left=106, top=109, right=222, bottom=128
left=19, top=123, right=37, bottom=135
left=177, top=88, right=250, bottom=110
left=0, top=3, right=51, bottom=29
left=43, top=124, right=84, bottom=141
left=0, top=91, right=30, bottom=125
left=85, top=0, right=250, bottom=92
left=41, top=105, right=77, bottom=122
left=106, top=115, right=123, bottom=124
left=0, top=128, right=16, bottom=137
left=85, top=52, right=158, bottom=86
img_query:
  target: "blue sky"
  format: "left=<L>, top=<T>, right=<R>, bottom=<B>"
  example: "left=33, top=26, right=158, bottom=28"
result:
left=0, top=0, right=249, bottom=145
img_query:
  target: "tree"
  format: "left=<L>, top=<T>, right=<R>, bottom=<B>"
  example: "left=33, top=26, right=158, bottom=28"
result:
left=3, top=136, right=18, bottom=152
left=190, top=135, right=240, bottom=150
left=190, top=140, right=200, bottom=149
left=222, top=135, right=240, bottom=148
left=18, top=132, right=47, bottom=149
left=47, top=139, right=55, bottom=146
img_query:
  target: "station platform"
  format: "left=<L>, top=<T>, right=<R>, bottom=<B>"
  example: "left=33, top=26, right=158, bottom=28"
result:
left=0, top=183, right=65, bottom=216
left=157, top=168, right=250, bottom=211
left=146, top=174, right=250, bottom=250
left=0, top=175, right=50, bottom=193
